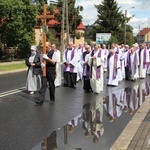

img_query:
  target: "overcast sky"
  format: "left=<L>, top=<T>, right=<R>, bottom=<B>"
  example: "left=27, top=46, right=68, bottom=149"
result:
left=75, top=0, right=150, bottom=35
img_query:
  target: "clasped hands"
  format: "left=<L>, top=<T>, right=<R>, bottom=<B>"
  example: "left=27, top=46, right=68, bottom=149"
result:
left=30, top=63, right=35, bottom=66
left=43, top=54, right=49, bottom=60
left=41, top=62, right=45, bottom=68
left=65, top=62, right=74, bottom=68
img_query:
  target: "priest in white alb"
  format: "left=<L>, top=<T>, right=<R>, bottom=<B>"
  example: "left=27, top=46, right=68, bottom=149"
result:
left=106, top=44, right=120, bottom=86
left=138, top=43, right=149, bottom=78
left=88, top=44, right=104, bottom=94
left=63, top=42, right=79, bottom=88
left=54, top=47, right=61, bottom=87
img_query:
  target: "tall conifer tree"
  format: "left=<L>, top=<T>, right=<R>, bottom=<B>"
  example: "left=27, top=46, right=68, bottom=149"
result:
left=90, top=0, right=125, bottom=42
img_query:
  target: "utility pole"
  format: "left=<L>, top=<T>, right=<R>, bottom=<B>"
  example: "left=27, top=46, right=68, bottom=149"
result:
left=60, top=0, right=69, bottom=58
left=61, top=0, right=65, bottom=59
left=124, top=9, right=127, bottom=45
left=124, top=7, right=134, bottom=45
left=65, top=0, right=70, bottom=44
left=138, top=25, right=140, bottom=44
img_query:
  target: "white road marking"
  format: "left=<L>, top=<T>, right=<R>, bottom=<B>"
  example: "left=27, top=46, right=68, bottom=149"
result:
left=0, top=87, right=26, bottom=97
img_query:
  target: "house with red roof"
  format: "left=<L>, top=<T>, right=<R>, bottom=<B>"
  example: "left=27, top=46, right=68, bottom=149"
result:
left=34, top=19, right=85, bottom=48
left=137, top=28, right=150, bottom=44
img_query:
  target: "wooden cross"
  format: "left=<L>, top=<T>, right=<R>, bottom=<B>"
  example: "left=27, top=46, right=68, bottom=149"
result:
left=36, top=4, right=54, bottom=77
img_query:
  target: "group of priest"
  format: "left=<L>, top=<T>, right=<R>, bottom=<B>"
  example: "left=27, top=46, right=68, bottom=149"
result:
left=63, top=41, right=150, bottom=94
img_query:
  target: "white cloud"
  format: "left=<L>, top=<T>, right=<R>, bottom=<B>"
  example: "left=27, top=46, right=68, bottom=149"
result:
left=117, top=0, right=139, bottom=5
left=138, top=0, right=150, bottom=10
left=76, top=0, right=101, bottom=8
left=128, top=17, right=149, bottom=35
left=76, top=0, right=99, bottom=25
left=77, top=0, right=150, bottom=36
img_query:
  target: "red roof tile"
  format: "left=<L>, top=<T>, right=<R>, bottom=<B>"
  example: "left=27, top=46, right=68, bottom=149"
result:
left=138, top=28, right=150, bottom=36
left=77, top=22, right=85, bottom=29
left=47, top=19, right=60, bottom=27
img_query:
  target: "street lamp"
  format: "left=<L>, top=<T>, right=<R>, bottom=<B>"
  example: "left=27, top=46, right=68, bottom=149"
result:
left=124, top=7, right=134, bottom=45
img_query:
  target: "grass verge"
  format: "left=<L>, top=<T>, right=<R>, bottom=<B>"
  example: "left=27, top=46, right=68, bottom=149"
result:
left=0, top=63, right=27, bottom=72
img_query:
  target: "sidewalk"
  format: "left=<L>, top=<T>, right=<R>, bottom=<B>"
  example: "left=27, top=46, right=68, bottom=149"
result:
left=111, top=95, right=150, bottom=150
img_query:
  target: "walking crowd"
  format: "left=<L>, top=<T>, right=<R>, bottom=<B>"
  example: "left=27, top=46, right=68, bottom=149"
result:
left=62, top=41, right=150, bottom=93
left=25, top=41, right=150, bottom=104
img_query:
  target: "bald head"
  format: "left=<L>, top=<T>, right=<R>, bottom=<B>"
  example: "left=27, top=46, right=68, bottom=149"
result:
left=46, top=42, right=51, bottom=52
left=68, top=42, right=73, bottom=48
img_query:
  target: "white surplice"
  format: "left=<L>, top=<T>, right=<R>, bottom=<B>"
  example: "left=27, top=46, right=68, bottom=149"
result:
left=103, top=48, right=109, bottom=71
left=55, top=50, right=62, bottom=87
left=88, top=49, right=104, bottom=93
left=107, top=54, right=120, bottom=86
left=63, top=48, right=79, bottom=73
left=129, top=52, right=139, bottom=80
left=76, top=47, right=84, bottom=81
left=138, top=48, right=149, bottom=78
left=90, top=98, right=104, bottom=137
left=119, top=48, right=125, bottom=79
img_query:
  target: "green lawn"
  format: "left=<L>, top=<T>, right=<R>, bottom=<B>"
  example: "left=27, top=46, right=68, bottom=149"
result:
left=0, top=63, right=27, bottom=72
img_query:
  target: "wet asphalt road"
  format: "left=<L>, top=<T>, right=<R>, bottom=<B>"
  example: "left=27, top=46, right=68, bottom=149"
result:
left=0, top=71, right=149, bottom=150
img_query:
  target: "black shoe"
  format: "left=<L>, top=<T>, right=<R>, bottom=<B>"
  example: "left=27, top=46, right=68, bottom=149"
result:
left=49, top=101, right=54, bottom=104
left=35, top=100, right=43, bottom=105
left=94, top=92, right=99, bottom=94
left=63, top=83, right=68, bottom=87
left=69, top=84, right=76, bottom=88
left=131, top=79, right=136, bottom=82
left=84, top=90, right=90, bottom=93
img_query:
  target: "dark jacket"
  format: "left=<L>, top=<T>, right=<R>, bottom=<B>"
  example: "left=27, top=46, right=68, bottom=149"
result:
left=46, top=50, right=56, bottom=72
left=25, top=52, right=42, bottom=75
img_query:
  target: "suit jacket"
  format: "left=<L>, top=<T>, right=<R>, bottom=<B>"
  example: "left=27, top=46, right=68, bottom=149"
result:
left=25, top=52, right=42, bottom=75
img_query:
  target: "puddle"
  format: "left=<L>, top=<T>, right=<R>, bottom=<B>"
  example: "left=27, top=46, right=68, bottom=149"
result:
left=31, top=82, right=149, bottom=150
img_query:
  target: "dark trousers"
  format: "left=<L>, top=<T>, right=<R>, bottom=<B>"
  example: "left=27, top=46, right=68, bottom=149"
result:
left=38, top=76, right=47, bottom=102
left=38, top=71, right=55, bottom=102
left=46, top=71, right=56, bottom=101
left=64, top=72, right=77, bottom=86
left=83, top=76, right=91, bottom=91
left=125, top=67, right=130, bottom=80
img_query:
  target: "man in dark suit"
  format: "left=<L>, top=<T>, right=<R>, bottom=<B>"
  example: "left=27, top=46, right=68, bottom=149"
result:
left=35, top=42, right=59, bottom=105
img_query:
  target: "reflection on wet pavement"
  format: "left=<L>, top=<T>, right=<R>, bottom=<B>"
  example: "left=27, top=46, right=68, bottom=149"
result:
left=32, top=82, right=150, bottom=150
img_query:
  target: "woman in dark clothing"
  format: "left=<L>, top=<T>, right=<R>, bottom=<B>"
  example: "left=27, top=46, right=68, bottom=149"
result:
left=25, top=45, right=42, bottom=94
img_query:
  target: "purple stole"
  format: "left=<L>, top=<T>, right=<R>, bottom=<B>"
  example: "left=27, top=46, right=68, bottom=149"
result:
left=95, top=109, right=101, bottom=137
left=112, top=94, right=117, bottom=118
left=132, top=88, right=137, bottom=110
left=96, top=109, right=100, bottom=123
left=126, top=51, right=130, bottom=68
left=143, top=48, right=147, bottom=68
left=64, top=48, right=75, bottom=73
left=128, top=52, right=137, bottom=74
left=107, top=53, right=118, bottom=79
left=116, top=48, right=119, bottom=54
left=125, top=87, right=131, bottom=107
left=145, top=82, right=149, bottom=95
left=90, top=49, right=102, bottom=79
left=83, top=52, right=90, bottom=80
left=142, top=89, right=145, bottom=102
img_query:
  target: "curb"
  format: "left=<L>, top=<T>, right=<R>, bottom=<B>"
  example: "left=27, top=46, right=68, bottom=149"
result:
left=110, top=95, right=150, bottom=150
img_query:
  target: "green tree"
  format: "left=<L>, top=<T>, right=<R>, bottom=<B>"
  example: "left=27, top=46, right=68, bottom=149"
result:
left=89, top=0, right=134, bottom=45
left=0, top=0, right=38, bottom=58
left=54, top=0, right=83, bottom=37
